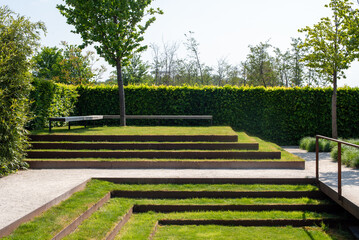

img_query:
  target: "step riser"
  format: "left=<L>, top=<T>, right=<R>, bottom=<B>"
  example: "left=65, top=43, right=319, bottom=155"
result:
left=30, top=143, right=259, bottom=151
left=26, top=151, right=281, bottom=159
left=27, top=161, right=304, bottom=169
left=29, top=135, right=239, bottom=142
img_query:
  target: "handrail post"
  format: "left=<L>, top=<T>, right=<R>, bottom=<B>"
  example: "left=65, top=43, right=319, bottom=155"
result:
left=338, top=142, right=342, bottom=200
left=316, top=136, right=319, bottom=181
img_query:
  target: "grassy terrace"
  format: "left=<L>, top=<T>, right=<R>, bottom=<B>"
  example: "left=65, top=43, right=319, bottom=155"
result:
left=152, top=225, right=334, bottom=240
left=4, top=180, right=353, bottom=240
left=26, top=126, right=302, bottom=162
left=30, top=126, right=237, bottom=136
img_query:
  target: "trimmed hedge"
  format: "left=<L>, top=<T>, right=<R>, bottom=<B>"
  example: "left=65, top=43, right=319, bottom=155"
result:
left=28, top=79, right=78, bottom=130
left=75, top=85, right=359, bottom=145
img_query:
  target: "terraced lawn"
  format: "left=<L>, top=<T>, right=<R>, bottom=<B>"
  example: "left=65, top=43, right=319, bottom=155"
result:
left=31, top=126, right=237, bottom=136
left=4, top=180, right=354, bottom=240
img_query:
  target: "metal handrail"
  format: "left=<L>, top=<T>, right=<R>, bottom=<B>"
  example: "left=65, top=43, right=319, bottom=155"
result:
left=316, top=135, right=359, bottom=200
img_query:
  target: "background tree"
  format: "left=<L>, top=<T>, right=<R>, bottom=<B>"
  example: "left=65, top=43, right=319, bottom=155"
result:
left=32, top=46, right=63, bottom=80
left=57, top=0, right=162, bottom=126
left=245, top=41, right=279, bottom=87
left=0, top=6, right=45, bottom=175
left=299, top=0, right=359, bottom=138
left=32, top=42, right=105, bottom=85
left=185, top=31, right=204, bottom=85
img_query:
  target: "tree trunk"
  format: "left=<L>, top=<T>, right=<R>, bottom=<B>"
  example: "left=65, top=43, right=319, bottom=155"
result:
left=116, top=60, right=126, bottom=126
left=332, top=71, right=338, bottom=139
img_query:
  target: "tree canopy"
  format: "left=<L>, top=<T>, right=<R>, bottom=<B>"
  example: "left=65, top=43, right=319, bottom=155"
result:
left=299, top=0, right=359, bottom=138
left=57, top=0, right=162, bottom=125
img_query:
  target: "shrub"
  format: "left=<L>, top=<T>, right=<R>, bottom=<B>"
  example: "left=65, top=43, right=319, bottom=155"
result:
left=0, top=6, right=45, bottom=176
left=331, top=139, right=359, bottom=168
left=28, top=78, right=78, bottom=130
left=299, top=137, right=332, bottom=152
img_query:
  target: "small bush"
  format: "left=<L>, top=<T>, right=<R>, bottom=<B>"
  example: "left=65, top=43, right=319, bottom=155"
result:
left=330, top=139, right=359, bottom=168
left=299, top=137, right=332, bottom=152
left=299, top=137, right=316, bottom=152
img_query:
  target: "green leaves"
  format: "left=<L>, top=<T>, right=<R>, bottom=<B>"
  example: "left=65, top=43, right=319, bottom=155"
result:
left=57, top=0, right=162, bottom=66
left=298, top=0, right=359, bottom=80
left=74, top=85, right=359, bottom=145
left=0, top=6, right=44, bottom=176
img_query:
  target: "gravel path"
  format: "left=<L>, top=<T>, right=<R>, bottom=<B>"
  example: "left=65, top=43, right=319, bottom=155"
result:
left=0, top=147, right=358, bottom=231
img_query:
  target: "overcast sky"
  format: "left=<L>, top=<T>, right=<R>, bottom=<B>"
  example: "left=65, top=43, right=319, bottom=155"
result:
left=2, top=0, right=359, bottom=87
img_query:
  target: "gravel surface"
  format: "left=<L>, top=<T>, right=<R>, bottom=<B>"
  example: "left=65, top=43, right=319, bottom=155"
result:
left=0, top=146, right=358, bottom=231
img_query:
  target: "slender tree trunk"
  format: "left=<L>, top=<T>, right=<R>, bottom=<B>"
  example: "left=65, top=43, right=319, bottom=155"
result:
left=332, top=71, right=338, bottom=139
left=332, top=13, right=338, bottom=139
left=116, top=60, right=126, bottom=126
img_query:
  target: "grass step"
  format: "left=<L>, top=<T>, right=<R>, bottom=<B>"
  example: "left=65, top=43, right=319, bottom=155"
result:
left=26, top=151, right=281, bottom=159
left=111, top=190, right=325, bottom=199
left=30, top=142, right=259, bottom=150
left=28, top=134, right=239, bottom=142
left=156, top=219, right=348, bottom=227
left=132, top=204, right=339, bottom=213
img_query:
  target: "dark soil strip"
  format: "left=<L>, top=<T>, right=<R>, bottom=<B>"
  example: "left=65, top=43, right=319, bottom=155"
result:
left=30, top=142, right=259, bottom=151
left=104, top=208, right=133, bottom=240
left=0, top=179, right=90, bottom=238
left=27, top=160, right=304, bottom=170
left=111, top=190, right=326, bottom=199
left=95, top=177, right=317, bottom=185
left=28, top=135, right=239, bottom=143
left=157, top=219, right=348, bottom=227
left=26, top=151, right=281, bottom=159
left=133, top=204, right=339, bottom=213
left=52, top=193, right=111, bottom=240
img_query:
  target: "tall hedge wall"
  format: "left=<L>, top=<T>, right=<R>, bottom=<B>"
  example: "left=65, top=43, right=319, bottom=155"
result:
left=75, top=85, right=359, bottom=145
left=28, top=79, right=78, bottom=130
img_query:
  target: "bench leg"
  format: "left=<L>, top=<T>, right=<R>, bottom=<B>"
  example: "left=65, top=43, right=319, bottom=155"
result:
left=49, top=120, right=52, bottom=133
left=68, top=122, right=71, bottom=130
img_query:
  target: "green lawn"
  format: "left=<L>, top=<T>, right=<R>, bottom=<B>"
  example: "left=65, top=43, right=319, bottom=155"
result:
left=4, top=180, right=351, bottom=240
left=31, top=126, right=237, bottom=136
left=152, top=225, right=333, bottom=240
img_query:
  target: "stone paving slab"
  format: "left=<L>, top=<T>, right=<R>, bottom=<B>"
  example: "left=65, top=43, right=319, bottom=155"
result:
left=0, top=147, right=358, bottom=231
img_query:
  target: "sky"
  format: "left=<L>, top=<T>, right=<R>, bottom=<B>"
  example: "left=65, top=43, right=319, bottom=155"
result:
left=2, top=0, right=359, bottom=87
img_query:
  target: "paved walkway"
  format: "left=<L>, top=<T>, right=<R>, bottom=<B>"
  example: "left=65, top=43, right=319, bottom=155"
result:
left=0, top=147, right=358, bottom=231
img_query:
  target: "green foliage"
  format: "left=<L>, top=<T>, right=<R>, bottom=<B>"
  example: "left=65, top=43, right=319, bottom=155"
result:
left=299, top=0, right=359, bottom=138
left=299, top=137, right=333, bottom=152
left=0, top=6, right=45, bottom=176
left=331, top=139, right=359, bottom=168
left=28, top=79, right=78, bottom=130
left=32, top=46, right=63, bottom=80
left=32, top=42, right=103, bottom=85
left=75, top=85, right=359, bottom=145
left=57, top=0, right=163, bottom=126
left=299, top=0, right=359, bottom=80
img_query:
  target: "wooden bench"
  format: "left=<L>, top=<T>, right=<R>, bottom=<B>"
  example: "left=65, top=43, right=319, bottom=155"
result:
left=103, top=115, right=213, bottom=125
left=49, top=115, right=103, bottom=132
